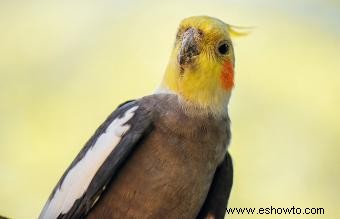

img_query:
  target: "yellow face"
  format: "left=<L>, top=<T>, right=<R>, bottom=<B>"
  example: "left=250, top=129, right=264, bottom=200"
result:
left=161, top=16, right=235, bottom=115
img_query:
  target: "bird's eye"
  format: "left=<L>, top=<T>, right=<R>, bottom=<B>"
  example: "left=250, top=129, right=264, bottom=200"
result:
left=218, top=43, right=229, bottom=55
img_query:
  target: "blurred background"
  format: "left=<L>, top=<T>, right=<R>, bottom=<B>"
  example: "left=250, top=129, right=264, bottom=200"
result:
left=0, top=0, right=339, bottom=218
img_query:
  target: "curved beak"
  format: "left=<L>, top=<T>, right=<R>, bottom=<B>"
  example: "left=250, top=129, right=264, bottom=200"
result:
left=178, top=27, right=201, bottom=66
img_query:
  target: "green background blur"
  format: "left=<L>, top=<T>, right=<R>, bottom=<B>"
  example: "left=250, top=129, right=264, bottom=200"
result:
left=1, top=0, right=339, bottom=218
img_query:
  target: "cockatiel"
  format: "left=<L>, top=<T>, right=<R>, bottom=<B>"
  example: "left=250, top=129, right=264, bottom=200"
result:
left=40, top=15, right=241, bottom=219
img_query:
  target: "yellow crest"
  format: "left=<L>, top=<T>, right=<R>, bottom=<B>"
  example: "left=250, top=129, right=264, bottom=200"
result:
left=227, top=25, right=253, bottom=38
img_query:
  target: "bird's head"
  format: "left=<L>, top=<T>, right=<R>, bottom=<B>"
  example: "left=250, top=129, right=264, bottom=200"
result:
left=159, top=16, right=243, bottom=116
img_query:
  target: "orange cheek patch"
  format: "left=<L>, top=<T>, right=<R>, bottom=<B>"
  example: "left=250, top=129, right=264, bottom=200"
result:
left=220, top=61, right=234, bottom=90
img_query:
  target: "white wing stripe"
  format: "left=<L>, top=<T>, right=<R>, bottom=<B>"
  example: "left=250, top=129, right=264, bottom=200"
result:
left=40, top=106, right=139, bottom=219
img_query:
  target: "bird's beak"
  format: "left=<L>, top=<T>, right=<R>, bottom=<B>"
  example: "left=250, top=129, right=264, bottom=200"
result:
left=178, top=27, right=201, bottom=66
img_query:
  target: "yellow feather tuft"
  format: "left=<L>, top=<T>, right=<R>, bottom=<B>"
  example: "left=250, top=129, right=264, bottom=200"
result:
left=227, top=25, right=253, bottom=38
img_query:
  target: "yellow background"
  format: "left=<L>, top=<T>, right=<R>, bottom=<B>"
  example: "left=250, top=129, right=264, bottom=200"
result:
left=0, top=0, right=339, bottom=218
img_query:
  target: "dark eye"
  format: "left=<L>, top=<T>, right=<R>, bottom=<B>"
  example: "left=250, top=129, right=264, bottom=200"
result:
left=218, top=43, right=229, bottom=55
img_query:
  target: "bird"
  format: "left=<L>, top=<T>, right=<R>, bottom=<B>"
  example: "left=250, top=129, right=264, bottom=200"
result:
left=39, top=15, right=243, bottom=219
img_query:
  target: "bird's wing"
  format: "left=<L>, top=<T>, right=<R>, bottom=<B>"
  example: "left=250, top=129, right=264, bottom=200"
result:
left=39, top=100, right=153, bottom=219
left=196, top=152, right=233, bottom=219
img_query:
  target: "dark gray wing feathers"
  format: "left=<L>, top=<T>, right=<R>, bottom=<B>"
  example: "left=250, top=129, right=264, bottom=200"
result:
left=196, top=152, right=233, bottom=219
left=44, top=100, right=153, bottom=219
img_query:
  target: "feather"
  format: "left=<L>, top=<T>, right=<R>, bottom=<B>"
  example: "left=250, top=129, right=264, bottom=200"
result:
left=227, top=24, right=253, bottom=38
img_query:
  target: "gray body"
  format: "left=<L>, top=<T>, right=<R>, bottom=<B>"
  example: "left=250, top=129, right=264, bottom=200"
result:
left=88, top=94, right=231, bottom=218
left=41, top=94, right=233, bottom=219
